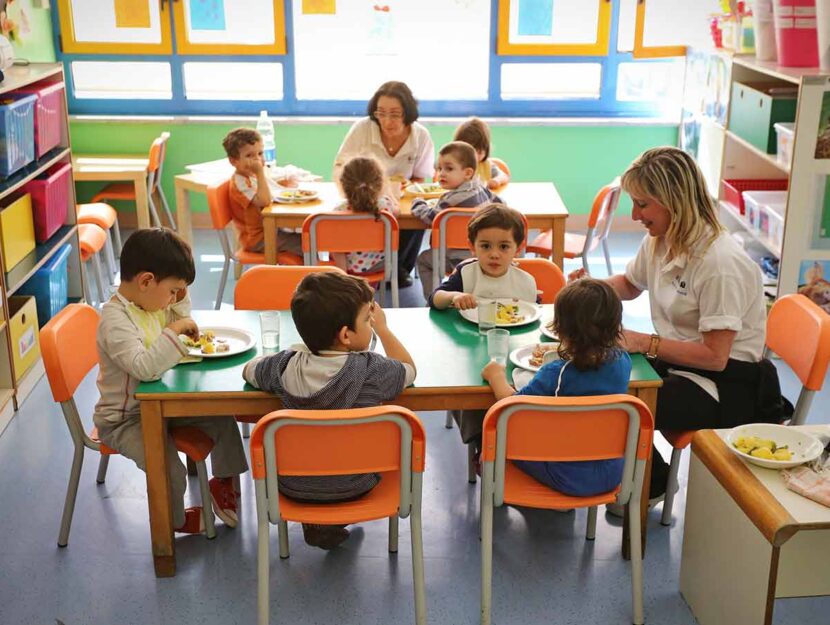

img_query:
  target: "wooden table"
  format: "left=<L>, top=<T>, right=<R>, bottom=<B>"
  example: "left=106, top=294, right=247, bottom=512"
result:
left=72, top=154, right=150, bottom=228
left=137, top=306, right=660, bottom=577
left=680, top=427, right=830, bottom=625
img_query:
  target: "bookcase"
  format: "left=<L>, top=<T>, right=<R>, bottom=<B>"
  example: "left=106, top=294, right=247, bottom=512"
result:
left=0, top=63, right=84, bottom=434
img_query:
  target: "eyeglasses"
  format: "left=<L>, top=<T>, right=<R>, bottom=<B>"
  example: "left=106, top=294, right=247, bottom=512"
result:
left=373, top=110, right=404, bottom=120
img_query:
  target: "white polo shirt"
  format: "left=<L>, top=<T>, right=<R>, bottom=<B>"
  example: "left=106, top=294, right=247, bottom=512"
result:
left=625, top=231, right=766, bottom=399
left=333, top=117, right=435, bottom=182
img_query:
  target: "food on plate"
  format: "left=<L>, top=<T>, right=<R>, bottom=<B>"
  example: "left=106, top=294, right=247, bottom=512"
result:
left=529, top=343, right=559, bottom=368
left=278, top=189, right=317, bottom=200
left=180, top=330, right=229, bottom=354
left=732, top=436, right=792, bottom=461
left=496, top=302, right=525, bottom=324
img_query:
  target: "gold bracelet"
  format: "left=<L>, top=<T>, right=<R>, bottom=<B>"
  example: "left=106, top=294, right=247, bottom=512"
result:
left=646, top=333, right=661, bottom=359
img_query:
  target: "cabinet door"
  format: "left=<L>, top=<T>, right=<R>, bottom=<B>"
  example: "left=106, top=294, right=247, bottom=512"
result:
left=172, top=0, right=286, bottom=55
left=57, top=0, right=172, bottom=54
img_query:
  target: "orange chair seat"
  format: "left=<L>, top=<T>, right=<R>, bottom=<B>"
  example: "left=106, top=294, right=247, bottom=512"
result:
left=89, top=426, right=118, bottom=455
left=278, top=469, right=401, bottom=524
left=235, top=249, right=303, bottom=267
left=77, top=203, right=117, bottom=230
left=78, top=223, right=108, bottom=260
left=663, top=430, right=695, bottom=450
left=526, top=230, right=598, bottom=258
left=92, top=182, right=136, bottom=202
left=502, top=461, right=620, bottom=509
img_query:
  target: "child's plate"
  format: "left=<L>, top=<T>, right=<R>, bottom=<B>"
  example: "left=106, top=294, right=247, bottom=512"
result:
left=405, top=182, right=443, bottom=198
left=509, top=343, right=561, bottom=372
left=274, top=189, right=319, bottom=203
left=725, top=423, right=824, bottom=469
left=180, top=327, right=256, bottom=359
left=540, top=319, right=557, bottom=340
left=458, top=299, right=542, bottom=327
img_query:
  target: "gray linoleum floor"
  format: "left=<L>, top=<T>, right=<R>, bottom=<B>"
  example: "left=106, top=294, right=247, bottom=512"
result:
left=1, top=229, right=828, bottom=625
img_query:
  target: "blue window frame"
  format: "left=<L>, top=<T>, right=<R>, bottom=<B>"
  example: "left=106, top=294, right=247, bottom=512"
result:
left=54, top=1, right=677, bottom=118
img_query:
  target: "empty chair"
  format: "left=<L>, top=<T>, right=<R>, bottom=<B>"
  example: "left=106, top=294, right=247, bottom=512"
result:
left=91, top=132, right=177, bottom=230
left=250, top=405, right=426, bottom=625
left=527, top=179, right=622, bottom=275
left=514, top=257, right=565, bottom=305
left=77, top=202, right=121, bottom=282
left=77, top=223, right=109, bottom=306
left=40, top=303, right=217, bottom=546
left=479, top=394, right=654, bottom=625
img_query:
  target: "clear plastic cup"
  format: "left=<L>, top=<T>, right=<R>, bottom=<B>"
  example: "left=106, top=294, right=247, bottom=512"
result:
left=487, top=328, right=510, bottom=365
left=478, top=299, right=496, bottom=335
left=259, top=311, right=280, bottom=351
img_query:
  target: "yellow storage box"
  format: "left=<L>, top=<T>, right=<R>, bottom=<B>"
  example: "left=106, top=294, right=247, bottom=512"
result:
left=0, top=193, right=36, bottom=270
left=8, top=296, right=40, bottom=382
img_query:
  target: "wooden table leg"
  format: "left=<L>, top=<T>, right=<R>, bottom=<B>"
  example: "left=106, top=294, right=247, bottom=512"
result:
left=623, top=386, right=657, bottom=560
left=264, top=218, right=277, bottom=265
left=551, top=218, right=565, bottom=269
left=134, top=175, right=151, bottom=229
left=141, top=400, right=176, bottom=577
left=174, top=181, right=193, bottom=245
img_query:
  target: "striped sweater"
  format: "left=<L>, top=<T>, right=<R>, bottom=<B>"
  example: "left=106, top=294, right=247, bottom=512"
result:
left=411, top=180, right=502, bottom=225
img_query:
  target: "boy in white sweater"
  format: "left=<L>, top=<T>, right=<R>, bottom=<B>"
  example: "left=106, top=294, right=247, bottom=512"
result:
left=93, top=229, right=248, bottom=534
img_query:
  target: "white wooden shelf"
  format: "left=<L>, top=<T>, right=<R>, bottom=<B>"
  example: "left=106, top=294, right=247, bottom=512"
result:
left=725, top=131, right=789, bottom=175
left=732, top=55, right=829, bottom=85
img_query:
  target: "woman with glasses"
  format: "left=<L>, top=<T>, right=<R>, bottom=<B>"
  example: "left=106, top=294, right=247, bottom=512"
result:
left=333, top=81, right=435, bottom=288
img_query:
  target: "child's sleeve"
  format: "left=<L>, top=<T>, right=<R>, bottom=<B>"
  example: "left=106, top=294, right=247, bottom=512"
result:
left=427, top=264, right=466, bottom=308
left=242, top=356, right=267, bottom=388
left=363, top=353, right=412, bottom=401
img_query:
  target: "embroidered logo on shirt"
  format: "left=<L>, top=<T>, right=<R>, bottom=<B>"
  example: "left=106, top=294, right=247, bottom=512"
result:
left=672, top=274, right=688, bottom=296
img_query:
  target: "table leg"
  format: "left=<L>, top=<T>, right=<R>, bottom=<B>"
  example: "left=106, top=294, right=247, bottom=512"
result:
left=134, top=176, right=151, bottom=230
left=551, top=219, right=565, bottom=268
left=141, top=400, right=176, bottom=577
left=623, top=386, right=656, bottom=560
left=174, top=181, right=193, bottom=245
left=264, top=218, right=277, bottom=265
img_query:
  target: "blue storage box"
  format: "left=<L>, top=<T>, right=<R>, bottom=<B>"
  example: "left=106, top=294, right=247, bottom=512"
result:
left=0, top=93, right=36, bottom=177
left=18, top=243, right=71, bottom=326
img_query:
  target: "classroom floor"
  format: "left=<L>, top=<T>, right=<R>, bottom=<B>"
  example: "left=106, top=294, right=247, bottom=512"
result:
left=1, top=230, right=828, bottom=625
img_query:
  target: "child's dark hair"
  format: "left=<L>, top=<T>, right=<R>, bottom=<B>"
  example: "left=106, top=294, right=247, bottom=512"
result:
left=291, top=272, right=374, bottom=354
left=120, top=228, right=195, bottom=284
left=551, top=278, right=623, bottom=370
left=454, top=117, right=491, bottom=160
left=439, top=141, right=478, bottom=171
left=340, top=156, right=385, bottom=217
left=467, top=203, right=525, bottom=246
left=222, top=127, right=261, bottom=159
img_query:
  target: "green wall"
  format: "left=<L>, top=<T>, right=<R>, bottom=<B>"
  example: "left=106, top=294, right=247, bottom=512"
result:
left=69, top=121, right=677, bottom=217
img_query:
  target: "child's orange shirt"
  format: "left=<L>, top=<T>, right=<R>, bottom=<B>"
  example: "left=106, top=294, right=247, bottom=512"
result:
left=228, top=173, right=275, bottom=251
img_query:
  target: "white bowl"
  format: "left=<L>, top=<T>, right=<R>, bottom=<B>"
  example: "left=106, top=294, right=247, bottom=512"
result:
left=725, top=423, right=824, bottom=469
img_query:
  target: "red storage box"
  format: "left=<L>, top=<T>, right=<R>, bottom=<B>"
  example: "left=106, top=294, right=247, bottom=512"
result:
left=773, top=0, right=819, bottom=67
left=21, top=162, right=71, bottom=242
left=722, top=178, right=788, bottom=214
left=15, top=81, right=65, bottom=158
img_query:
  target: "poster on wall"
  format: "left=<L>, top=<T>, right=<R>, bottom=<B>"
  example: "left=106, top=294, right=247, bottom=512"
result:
left=798, top=260, right=830, bottom=315
left=815, top=91, right=830, bottom=159
left=810, top=176, right=830, bottom=249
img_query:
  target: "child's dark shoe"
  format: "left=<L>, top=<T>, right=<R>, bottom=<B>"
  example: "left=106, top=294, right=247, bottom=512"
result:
left=175, top=507, right=206, bottom=534
left=209, top=477, right=239, bottom=528
left=302, top=523, right=350, bottom=550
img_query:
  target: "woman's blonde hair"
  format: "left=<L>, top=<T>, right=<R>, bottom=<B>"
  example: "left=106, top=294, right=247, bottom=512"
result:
left=621, top=146, right=722, bottom=260
left=340, top=156, right=385, bottom=217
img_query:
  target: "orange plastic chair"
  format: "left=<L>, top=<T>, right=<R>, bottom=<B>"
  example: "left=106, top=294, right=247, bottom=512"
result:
left=659, top=293, right=830, bottom=527
left=207, top=179, right=303, bottom=309
left=78, top=223, right=109, bottom=306
left=515, top=257, right=565, bottom=304
left=40, top=304, right=217, bottom=546
left=527, top=178, right=622, bottom=275
left=91, top=131, right=177, bottom=231
left=77, top=202, right=121, bottom=281
left=302, top=210, right=400, bottom=307
left=479, top=395, right=654, bottom=625
left=250, top=406, right=427, bottom=625
left=490, top=157, right=511, bottom=181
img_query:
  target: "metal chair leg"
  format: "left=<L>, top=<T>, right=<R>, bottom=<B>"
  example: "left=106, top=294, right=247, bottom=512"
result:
left=661, top=447, right=683, bottom=526
left=82, top=263, right=94, bottom=306
left=480, top=465, right=495, bottom=625
left=147, top=193, right=163, bottom=229
left=278, top=520, right=290, bottom=559
left=195, top=460, right=217, bottom=539
left=586, top=506, right=597, bottom=540
left=111, top=219, right=123, bottom=257
left=158, top=188, right=177, bottom=232
left=215, top=259, right=230, bottom=310
left=241, top=422, right=251, bottom=438
left=58, top=445, right=84, bottom=547
left=444, top=411, right=453, bottom=429
left=90, top=253, right=107, bottom=304
left=581, top=254, right=590, bottom=275
left=95, top=454, right=110, bottom=485
left=467, top=442, right=477, bottom=484
left=602, top=239, right=613, bottom=276
left=388, top=515, right=399, bottom=553
left=186, top=456, right=198, bottom=476
left=629, top=498, right=645, bottom=625
left=103, top=235, right=117, bottom=284
left=255, top=480, right=271, bottom=625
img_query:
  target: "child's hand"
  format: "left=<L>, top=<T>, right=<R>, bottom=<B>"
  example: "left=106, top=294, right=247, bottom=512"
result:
left=482, top=360, right=506, bottom=384
left=369, top=301, right=388, bottom=331
left=168, top=317, right=199, bottom=339
left=451, top=293, right=478, bottom=310
left=568, top=268, right=588, bottom=282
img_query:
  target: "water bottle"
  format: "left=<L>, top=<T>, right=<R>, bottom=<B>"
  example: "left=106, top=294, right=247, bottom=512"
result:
left=256, top=110, right=277, bottom=168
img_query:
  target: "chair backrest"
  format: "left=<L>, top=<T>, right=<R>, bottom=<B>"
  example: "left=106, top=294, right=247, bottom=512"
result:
left=250, top=406, right=426, bottom=520
left=40, top=303, right=100, bottom=403
left=481, top=395, right=653, bottom=506
left=147, top=132, right=171, bottom=193
left=585, top=178, right=622, bottom=245
left=515, top=258, right=565, bottom=304
left=234, top=265, right=345, bottom=310
left=207, top=179, right=233, bottom=230
left=766, top=293, right=830, bottom=392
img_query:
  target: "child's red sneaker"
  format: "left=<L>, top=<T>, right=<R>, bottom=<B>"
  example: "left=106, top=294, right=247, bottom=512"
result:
left=209, top=477, right=239, bottom=528
left=175, top=507, right=206, bottom=534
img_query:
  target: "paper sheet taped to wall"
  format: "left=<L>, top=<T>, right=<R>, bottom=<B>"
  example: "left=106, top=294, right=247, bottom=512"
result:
left=114, top=0, right=151, bottom=29
left=303, top=0, right=336, bottom=15
left=190, top=0, right=226, bottom=31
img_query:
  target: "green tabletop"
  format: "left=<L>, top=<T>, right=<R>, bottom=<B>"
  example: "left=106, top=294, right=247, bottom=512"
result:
left=137, top=306, right=660, bottom=396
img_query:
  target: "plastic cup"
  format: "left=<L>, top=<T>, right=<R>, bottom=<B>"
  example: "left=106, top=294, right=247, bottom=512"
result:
left=487, top=329, right=510, bottom=366
left=478, top=299, right=496, bottom=335
left=259, top=311, right=280, bottom=351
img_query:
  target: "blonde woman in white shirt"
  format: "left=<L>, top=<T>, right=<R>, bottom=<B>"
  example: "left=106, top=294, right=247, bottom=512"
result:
left=572, top=147, right=791, bottom=508
left=333, top=81, right=435, bottom=288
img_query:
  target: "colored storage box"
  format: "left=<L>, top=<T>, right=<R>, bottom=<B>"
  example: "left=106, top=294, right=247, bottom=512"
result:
left=15, top=81, right=64, bottom=158
left=729, top=82, right=797, bottom=153
left=722, top=178, right=788, bottom=214
left=22, top=162, right=71, bottom=242
left=0, top=192, right=36, bottom=270
left=7, top=296, right=40, bottom=382
left=774, top=122, right=795, bottom=169
left=0, top=93, right=36, bottom=177
left=17, top=243, right=71, bottom=327
left=742, top=190, right=787, bottom=240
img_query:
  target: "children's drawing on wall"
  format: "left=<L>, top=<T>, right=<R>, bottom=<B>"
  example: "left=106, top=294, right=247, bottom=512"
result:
left=798, top=260, right=830, bottom=315
left=368, top=3, right=395, bottom=55
left=815, top=91, right=830, bottom=159
left=0, top=0, right=31, bottom=43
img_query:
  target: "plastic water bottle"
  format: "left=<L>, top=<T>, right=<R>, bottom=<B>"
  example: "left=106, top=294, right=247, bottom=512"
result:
left=256, top=110, right=277, bottom=168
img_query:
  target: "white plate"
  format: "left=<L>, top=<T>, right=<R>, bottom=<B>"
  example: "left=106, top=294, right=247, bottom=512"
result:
left=540, top=319, right=557, bottom=340
left=458, top=299, right=542, bottom=327
left=725, top=423, right=824, bottom=469
left=181, top=326, right=256, bottom=359
left=509, top=344, right=560, bottom=372
left=405, top=183, right=443, bottom=198
left=273, top=189, right=319, bottom=203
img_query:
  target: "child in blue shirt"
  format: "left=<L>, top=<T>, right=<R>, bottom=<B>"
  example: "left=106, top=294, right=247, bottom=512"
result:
left=482, top=278, right=631, bottom=496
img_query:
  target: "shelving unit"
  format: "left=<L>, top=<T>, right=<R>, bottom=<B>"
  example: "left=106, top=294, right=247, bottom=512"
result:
left=0, top=64, right=84, bottom=433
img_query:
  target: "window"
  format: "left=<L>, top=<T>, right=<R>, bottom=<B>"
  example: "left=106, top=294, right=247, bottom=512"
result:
left=55, top=0, right=696, bottom=117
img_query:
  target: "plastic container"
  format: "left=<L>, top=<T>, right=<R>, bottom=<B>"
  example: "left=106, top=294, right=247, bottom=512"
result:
left=7, top=296, right=40, bottom=381
left=742, top=190, right=787, bottom=238
left=17, top=243, right=71, bottom=327
left=256, top=110, right=276, bottom=168
left=0, top=93, right=36, bottom=177
left=15, top=81, right=64, bottom=158
left=0, top=192, right=36, bottom=270
left=773, top=0, right=819, bottom=67
left=774, top=122, right=795, bottom=168
left=753, top=0, right=778, bottom=61
left=722, top=178, right=788, bottom=214
left=22, top=162, right=71, bottom=242
left=817, top=0, right=830, bottom=70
